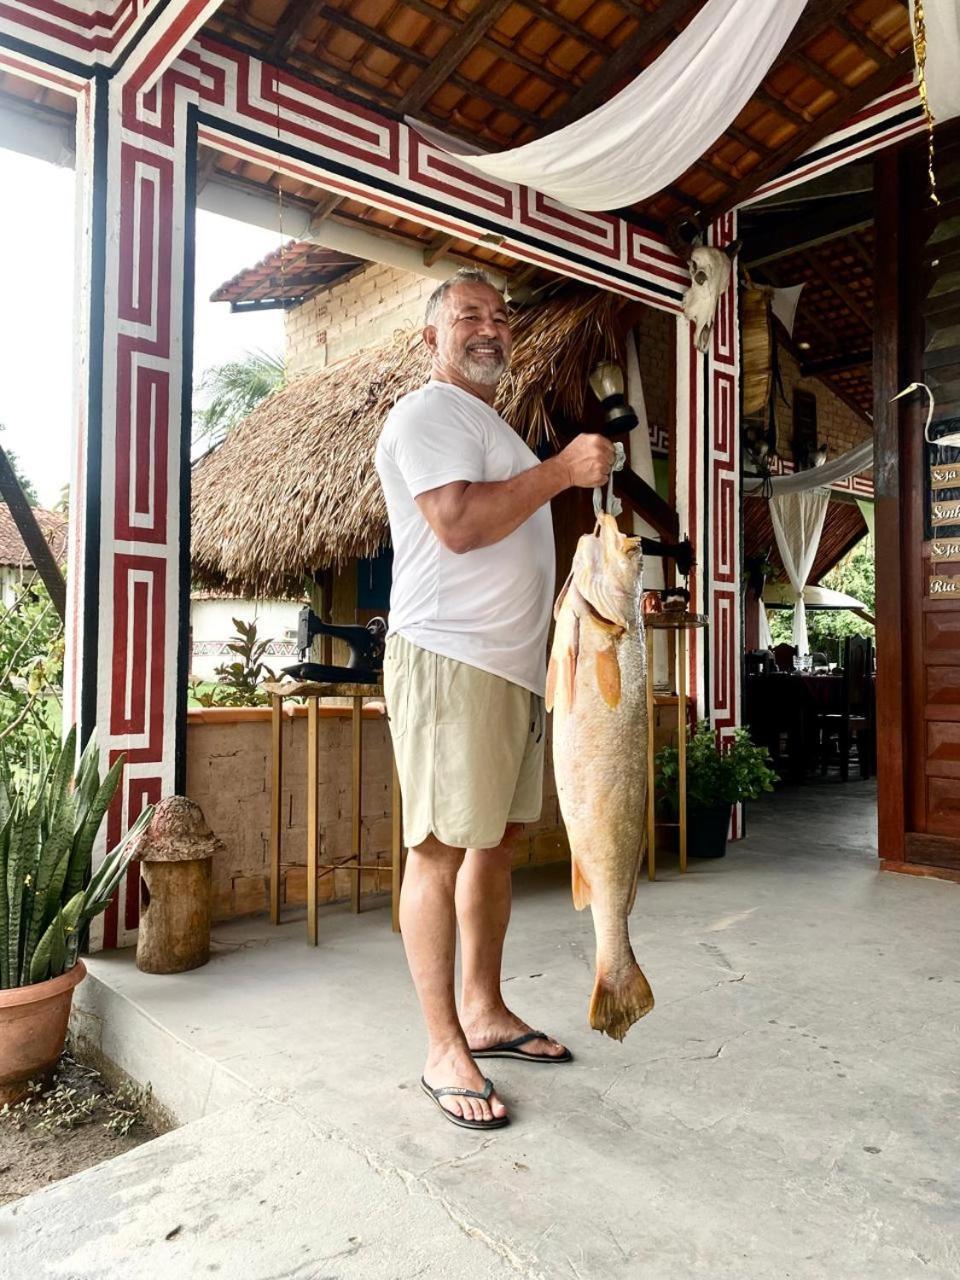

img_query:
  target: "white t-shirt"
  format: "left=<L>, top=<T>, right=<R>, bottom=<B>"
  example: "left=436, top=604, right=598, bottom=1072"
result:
left=375, top=381, right=555, bottom=696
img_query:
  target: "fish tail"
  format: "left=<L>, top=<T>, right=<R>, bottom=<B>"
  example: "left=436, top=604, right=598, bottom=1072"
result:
left=589, top=958, right=654, bottom=1042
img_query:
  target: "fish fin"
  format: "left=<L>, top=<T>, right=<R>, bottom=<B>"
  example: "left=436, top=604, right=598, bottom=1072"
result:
left=589, top=961, right=654, bottom=1042
left=559, top=616, right=580, bottom=708
left=553, top=570, right=573, bottom=621
left=571, top=857, right=592, bottom=910
left=625, top=828, right=645, bottom=914
left=545, top=655, right=557, bottom=713
left=595, top=643, right=621, bottom=708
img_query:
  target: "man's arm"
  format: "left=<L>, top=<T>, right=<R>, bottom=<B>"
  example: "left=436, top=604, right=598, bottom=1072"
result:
left=415, top=434, right=614, bottom=554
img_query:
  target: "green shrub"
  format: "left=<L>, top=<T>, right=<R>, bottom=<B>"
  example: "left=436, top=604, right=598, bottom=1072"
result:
left=656, top=721, right=777, bottom=813
left=0, top=726, right=153, bottom=987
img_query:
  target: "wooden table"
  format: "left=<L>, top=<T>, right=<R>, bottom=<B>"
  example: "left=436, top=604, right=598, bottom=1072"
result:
left=263, top=680, right=403, bottom=944
left=744, top=673, right=844, bottom=780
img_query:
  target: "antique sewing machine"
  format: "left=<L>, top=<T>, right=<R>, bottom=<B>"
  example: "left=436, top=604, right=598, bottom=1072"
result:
left=281, top=606, right=386, bottom=684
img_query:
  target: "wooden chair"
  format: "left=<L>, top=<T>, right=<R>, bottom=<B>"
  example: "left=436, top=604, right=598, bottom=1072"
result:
left=772, top=642, right=797, bottom=672
left=817, top=635, right=874, bottom=781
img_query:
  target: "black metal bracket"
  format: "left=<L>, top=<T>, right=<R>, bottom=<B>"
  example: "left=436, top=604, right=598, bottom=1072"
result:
left=639, top=536, right=695, bottom=578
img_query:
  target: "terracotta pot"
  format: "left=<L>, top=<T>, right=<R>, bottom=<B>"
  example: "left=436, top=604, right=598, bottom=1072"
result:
left=0, top=960, right=86, bottom=1105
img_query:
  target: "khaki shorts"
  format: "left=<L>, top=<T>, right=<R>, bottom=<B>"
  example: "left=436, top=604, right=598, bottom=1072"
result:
left=383, top=634, right=545, bottom=850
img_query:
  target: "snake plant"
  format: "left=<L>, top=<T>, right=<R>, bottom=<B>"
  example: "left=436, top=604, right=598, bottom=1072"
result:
left=0, top=726, right=153, bottom=988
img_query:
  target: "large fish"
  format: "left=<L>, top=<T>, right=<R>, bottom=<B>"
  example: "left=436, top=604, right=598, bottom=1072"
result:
left=545, top=512, right=654, bottom=1041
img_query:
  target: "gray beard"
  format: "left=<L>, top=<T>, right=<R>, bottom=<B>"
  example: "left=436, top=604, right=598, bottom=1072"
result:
left=456, top=352, right=508, bottom=386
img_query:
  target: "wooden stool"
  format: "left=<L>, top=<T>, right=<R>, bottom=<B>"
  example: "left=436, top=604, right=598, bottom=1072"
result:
left=264, top=680, right=404, bottom=944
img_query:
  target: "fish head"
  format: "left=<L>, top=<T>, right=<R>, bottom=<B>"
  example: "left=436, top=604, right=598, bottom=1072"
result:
left=570, top=512, right=643, bottom=631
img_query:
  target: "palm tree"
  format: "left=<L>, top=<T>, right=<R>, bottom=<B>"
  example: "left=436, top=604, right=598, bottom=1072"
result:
left=193, top=349, right=285, bottom=447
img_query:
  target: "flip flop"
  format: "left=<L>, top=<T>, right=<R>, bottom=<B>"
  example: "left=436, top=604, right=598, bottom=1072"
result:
left=420, top=1076, right=510, bottom=1131
left=470, top=1031, right=573, bottom=1063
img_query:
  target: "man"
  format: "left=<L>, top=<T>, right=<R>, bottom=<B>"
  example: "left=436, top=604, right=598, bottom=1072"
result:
left=375, top=267, right=614, bottom=1130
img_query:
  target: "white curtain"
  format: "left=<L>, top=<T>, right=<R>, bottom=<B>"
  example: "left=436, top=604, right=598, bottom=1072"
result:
left=758, top=600, right=774, bottom=650
left=912, top=0, right=960, bottom=124
left=743, top=439, right=873, bottom=496
left=769, top=490, right=829, bottom=655
left=443, top=0, right=806, bottom=211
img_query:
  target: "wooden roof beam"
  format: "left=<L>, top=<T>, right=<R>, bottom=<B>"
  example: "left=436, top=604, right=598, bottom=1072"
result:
left=754, top=86, right=812, bottom=129
left=741, top=196, right=873, bottom=267
left=543, top=0, right=849, bottom=139
left=267, top=0, right=325, bottom=62
left=705, top=48, right=912, bottom=220
left=397, top=0, right=607, bottom=58
left=788, top=49, right=848, bottom=96
left=320, top=2, right=570, bottom=92
left=804, top=250, right=871, bottom=328
left=802, top=348, right=872, bottom=376
left=423, top=233, right=458, bottom=267
left=833, top=15, right=895, bottom=65
left=399, top=0, right=515, bottom=113
left=545, top=0, right=694, bottom=130
left=309, top=190, right=343, bottom=231
left=845, top=233, right=874, bottom=272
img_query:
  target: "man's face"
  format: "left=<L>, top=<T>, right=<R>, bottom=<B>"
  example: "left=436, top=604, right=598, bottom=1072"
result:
left=426, top=282, right=512, bottom=387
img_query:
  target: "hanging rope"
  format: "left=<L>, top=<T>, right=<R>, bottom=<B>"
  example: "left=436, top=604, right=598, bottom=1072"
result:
left=913, top=0, right=941, bottom=206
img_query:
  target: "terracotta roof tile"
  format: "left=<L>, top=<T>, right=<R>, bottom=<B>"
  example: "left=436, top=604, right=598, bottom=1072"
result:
left=0, top=504, right=68, bottom=571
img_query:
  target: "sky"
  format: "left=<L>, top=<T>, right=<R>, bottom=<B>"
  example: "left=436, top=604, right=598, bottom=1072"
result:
left=0, top=148, right=284, bottom=508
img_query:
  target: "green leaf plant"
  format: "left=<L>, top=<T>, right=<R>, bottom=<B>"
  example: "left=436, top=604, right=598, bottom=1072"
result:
left=655, top=721, right=777, bottom=816
left=0, top=726, right=153, bottom=987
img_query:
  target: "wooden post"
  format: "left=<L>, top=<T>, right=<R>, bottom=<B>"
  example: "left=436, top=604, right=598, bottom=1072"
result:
left=351, top=695, right=362, bottom=914
left=678, top=628, right=687, bottom=875
left=269, top=694, right=283, bottom=925
left=646, top=630, right=656, bottom=881
left=873, top=146, right=907, bottom=863
left=307, top=696, right=319, bottom=946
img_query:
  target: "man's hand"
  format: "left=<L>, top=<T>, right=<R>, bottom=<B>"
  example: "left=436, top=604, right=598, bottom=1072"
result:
left=556, top=434, right=616, bottom=488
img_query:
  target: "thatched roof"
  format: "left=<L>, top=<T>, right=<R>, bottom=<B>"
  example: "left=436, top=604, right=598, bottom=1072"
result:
left=191, top=289, right=627, bottom=598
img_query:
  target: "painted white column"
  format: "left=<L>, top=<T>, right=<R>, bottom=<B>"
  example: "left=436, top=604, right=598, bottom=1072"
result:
left=674, top=212, right=743, bottom=837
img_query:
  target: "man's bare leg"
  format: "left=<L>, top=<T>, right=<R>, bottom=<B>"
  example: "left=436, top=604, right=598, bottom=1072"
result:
left=457, top=825, right=568, bottom=1059
left=400, top=834, right=507, bottom=1123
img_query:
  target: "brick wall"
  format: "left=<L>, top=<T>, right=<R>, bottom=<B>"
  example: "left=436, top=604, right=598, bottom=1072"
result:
left=776, top=339, right=871, bottom=460
left=186, top=705, right=569, bottom=922
left=285, top=263, right=434, bottom=378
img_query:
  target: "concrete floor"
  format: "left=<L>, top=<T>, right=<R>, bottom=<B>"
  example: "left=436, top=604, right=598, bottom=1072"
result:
left=4, top=781, right=960, bottom=1280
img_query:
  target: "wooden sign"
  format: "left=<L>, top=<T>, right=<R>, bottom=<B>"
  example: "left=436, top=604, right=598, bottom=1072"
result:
left=931, top=463, right=960, bottom=490
left=931, top=499, right=960, bottom=527
left=931, top=540, right=960, bottom=562
left=930, top=576, right=960, bottom=596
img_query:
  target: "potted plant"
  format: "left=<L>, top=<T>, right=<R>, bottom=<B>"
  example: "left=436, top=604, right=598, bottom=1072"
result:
left=0, top=727, right=153, bottom=1103
left=655, top=721, right=776, bottom=858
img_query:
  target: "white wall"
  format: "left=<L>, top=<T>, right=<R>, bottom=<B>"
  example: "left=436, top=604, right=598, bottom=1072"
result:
left=189, top=597, right=302, bottom=683
left=0, top=565, right=39, bottom=608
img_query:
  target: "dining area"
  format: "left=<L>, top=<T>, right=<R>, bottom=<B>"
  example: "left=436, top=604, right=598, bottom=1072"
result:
left=744, top=635, right=876, bottom=784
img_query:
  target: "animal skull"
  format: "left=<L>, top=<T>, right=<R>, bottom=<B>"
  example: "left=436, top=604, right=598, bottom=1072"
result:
left=682, top=244, right=737, bottom=353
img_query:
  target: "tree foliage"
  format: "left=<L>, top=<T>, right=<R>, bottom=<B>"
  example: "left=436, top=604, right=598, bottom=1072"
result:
left=0, top=424, right=38, bottom=506
left=767, top=534, right=875, bottom=656
left=0, top=580, right=64, bottom=769
left=192, top=349, right=285, bottom=447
